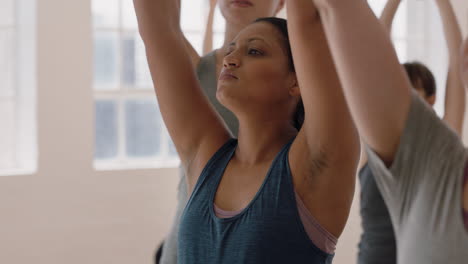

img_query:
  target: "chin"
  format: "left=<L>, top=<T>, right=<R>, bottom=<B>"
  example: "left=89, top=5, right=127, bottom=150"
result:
left=224, top=10, right=256, bottom=26
left=216, top=88, right=238, bottom=112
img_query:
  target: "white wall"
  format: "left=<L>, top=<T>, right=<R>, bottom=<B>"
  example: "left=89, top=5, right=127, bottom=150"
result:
left=0, top=0, right=467, bottom=263
left=0, top=1, right=179, bottom=263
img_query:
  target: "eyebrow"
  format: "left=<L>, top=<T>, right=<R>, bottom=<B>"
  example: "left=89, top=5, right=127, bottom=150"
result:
left=229, top=37, right=271, bottom=48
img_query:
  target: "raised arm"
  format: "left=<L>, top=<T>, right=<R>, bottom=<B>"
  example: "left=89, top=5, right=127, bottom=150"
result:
left=287, top=0, right=360, bottom=237
left=312, top=0, right=412, bottom=163
left=202, top=0, right=217, bottom=55
left=380, top=0, right=402, bottom=34
left=436, top=0, right=465, bottom=135
left=177, top=0, right=203, bottom=68
left=133, top=0, right=230, bottom=186
left=463, top=38, right=468, bottom=88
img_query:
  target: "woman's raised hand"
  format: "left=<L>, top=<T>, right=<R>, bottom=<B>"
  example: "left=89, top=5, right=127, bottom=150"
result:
left=133, top=0, right=180, bottom=41
left=209, top=0, right=217, bottom=10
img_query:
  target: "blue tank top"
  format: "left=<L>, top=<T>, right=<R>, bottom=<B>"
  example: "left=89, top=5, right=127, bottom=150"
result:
left=178, top=139, right=334, bottom=264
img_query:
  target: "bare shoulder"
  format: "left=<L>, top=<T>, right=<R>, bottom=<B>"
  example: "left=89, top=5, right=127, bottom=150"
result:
left=185, top=134, right=232, bottom=193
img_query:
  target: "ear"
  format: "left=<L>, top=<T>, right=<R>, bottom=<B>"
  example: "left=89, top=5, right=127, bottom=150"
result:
left=275, top=0, right=285, bottom=15
left=288, top=75, right=301, bottom=97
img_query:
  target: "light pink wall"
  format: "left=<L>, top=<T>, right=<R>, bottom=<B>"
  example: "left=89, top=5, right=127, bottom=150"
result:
left=0, top=0, right=179, bottom=263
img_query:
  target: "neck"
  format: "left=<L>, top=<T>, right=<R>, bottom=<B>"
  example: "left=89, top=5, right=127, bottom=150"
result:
left=235, top=117, right=297, bottom=165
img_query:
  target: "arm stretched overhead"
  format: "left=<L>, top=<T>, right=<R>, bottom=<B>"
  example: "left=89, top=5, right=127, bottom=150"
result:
left=133, top=0, right=231, bottom=188
left=287, top=0, right=360, bottom=238
left=203, top=0, right=217, bottom=55
left=436, top=0, right=465, bottom=135
left=178, top=0, right=203, bottom=68
left=463, top=38, right=468, bottom=88
left=380, top=0, right=402, bottom=34
left=312, top=0, right=412, bottom=164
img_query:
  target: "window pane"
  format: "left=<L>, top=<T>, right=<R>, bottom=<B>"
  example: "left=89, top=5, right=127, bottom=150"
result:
left=0, top=100, right=15, bottom=168
left=121, top=0, right=138, bottom=29
left=92, top=0, right=119, bottom=28
left=392, top=1, right=407, bottom=39
left=95, top=100, right=119, bottom=159
left=94, top=31, right=119, bottom=90
left=185, top=32, right=203, bottom=55
left=0, top=0, right=14, bottom=26
left=368, top=0, right=385, bottom=17
left=393, top=39, right=407, bottom=63
left=213, top=32, right=224, bottom=51
left=168, top=139, right=177, bottom=157
left=122, top=32, right=152, bottom=89
left=213, top=7, right=225, bottom=32
left=0, top=29, right=15, bottom=97
left=180, top=0, right=203, bottom=31
left=125, top=100, right=161, bottom=157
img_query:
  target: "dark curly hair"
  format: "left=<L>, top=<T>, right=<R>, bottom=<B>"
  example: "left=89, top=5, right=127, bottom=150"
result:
left=403, top=62, right=436, bottom=97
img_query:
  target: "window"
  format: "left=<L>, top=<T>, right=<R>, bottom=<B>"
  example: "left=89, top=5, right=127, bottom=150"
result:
left=368, top=0, right=408, bottom=62
left=91, top=0, right=445, bottom=170
left=0, top=0, right=36, bottom=174
left=368, top=0, right=446, bottom=116
left=180, top=0, right=226, bottom=54
left=92, top=0, right=190, bottom=169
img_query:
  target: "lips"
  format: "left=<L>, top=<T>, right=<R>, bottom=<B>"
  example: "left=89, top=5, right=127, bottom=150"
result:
left=219, top=70, right=238, bottom=81
left=230, top=0, right=253, bottom=7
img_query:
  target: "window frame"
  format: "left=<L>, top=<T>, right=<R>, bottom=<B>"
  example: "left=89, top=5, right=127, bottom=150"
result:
left=92, top=0, right=179, bottom=170
left=0, top=0, right=37, bottom=176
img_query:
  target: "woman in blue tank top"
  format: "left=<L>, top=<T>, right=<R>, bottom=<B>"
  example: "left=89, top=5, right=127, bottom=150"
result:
left=134, top=0, right=360, bottom=263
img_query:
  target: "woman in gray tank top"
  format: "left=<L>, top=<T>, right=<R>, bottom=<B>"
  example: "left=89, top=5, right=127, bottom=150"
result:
left=158, top=1, right=286, bottom=263
left=312, top=0, right=468, bottom=263
left=135, top=0, right=360, bottom=262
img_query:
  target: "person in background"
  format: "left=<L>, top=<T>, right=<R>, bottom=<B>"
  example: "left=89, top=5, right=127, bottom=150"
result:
left=357, top=1, right=465, bottom=263
left=202, top=0, right=217, bottom=55
left=311, top=0, right=468, bottom=262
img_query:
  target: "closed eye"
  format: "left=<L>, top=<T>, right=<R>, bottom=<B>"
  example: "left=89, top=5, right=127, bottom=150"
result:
left=248, top=49, right=263, bottom=56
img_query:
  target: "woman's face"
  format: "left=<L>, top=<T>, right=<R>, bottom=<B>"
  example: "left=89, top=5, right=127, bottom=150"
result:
left=219, top=0, right=284, bottom=26
left=217, top=22, right=297, bottom=118
left=462, top=38, right=468, bottom=88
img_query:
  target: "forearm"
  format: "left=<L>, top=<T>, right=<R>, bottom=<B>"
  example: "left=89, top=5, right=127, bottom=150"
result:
left=315, top=0, right=411, bottom=162
left=443, top=71, right=466, bottom=135
left=436, top=0, right=463, bottom=64
left=134, top=0, right=180, bottom=42
left=436, top=0, right=465, bottom=134
left=380, top=0, right=402, bottom=34
left=203, top=7, right=215, bottom=55
left=134, top=0, right=227, bottom=163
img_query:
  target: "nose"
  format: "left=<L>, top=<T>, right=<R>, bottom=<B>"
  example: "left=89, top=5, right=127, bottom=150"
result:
left=223, top=52, right=241, bottom=69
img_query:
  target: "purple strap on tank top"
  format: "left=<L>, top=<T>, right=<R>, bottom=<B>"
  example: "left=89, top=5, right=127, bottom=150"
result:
left=214, top=191, right=338, bottom=254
